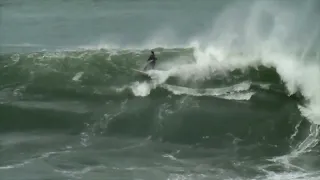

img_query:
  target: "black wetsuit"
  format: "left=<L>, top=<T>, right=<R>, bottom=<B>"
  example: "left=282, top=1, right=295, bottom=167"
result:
left=144, top=53, right=157, bottom=70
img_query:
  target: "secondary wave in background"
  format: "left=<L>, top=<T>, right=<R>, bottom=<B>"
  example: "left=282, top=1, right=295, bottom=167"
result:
left=1, top=0, right=320, bottom=179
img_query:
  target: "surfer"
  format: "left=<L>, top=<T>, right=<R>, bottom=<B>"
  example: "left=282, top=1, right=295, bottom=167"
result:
left=143, top=51, right=157, bottom=70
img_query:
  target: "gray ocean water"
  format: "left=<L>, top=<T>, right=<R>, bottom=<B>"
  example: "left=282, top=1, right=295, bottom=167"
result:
left=1, top=0, right=320, bottom=180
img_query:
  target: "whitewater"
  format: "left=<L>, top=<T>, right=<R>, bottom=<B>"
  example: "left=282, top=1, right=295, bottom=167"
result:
left=1, top=0, right=320, bottom=180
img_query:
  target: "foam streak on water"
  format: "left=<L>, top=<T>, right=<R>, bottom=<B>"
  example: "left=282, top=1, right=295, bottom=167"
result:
left=2, top=0, right=320, bottom=180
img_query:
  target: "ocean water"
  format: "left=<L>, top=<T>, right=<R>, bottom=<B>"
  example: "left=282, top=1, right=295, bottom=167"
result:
left=1, top=0, right=320, bottom=179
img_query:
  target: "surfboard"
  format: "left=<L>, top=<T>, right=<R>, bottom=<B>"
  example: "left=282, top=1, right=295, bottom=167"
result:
left=132, top=68, right=151, bottom=77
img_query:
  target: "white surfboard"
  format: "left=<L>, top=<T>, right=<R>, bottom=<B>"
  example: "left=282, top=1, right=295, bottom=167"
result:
left=132, top=68, right=151, bottom=77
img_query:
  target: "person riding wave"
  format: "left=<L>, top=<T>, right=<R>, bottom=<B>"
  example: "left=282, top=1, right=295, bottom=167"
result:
left=143, top=51, right=157, bottom=70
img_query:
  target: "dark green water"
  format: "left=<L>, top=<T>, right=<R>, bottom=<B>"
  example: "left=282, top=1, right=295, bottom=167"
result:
left=1, top=0, right=320, bottom=180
